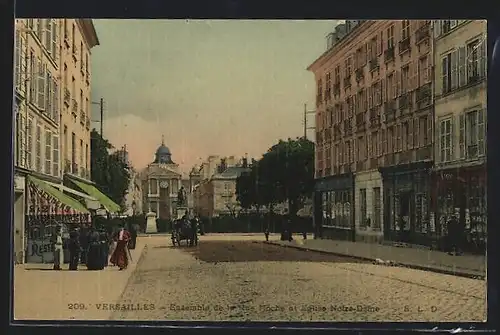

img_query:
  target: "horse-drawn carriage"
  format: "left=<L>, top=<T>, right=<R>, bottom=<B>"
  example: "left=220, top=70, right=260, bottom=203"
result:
left=171, top=208, right=198, bottom=247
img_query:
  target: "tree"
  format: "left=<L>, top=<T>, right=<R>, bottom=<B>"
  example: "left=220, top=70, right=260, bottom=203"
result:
left=236, top=137, right=314, bottom=217
left=90, top=129, right=131, bottom=209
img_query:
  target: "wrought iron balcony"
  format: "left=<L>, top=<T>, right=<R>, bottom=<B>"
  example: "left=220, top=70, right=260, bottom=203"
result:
left=415, top=23, right=430, bottom=44
left=398, top=37, right=411, bottom=54
left=384, top=47, right=395, bottom=63
left=63, top=88, right=71, bottom=106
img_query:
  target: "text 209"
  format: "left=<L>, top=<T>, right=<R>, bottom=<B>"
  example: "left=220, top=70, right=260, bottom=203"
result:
left=68, top=303, right=87, bottom=310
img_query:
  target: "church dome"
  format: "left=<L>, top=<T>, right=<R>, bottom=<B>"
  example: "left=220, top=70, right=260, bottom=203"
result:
left=156, top=144, right=171, bottom=156
left=154, top=136, right=174, bottom=164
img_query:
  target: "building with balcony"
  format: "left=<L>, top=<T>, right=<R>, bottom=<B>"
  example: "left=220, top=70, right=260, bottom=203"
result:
left=432, top=20, right=487, bottom=253
left=13, top=19, right=101, bottom=264
left=140, top=138, right=183, bottom=221
left=308, top=20, right=434, bottom=244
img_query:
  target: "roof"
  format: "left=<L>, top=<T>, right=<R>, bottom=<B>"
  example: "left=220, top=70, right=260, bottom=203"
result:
left=156, top=144, right=171, bottom=155
left=212, top=166, right=251, bottom=180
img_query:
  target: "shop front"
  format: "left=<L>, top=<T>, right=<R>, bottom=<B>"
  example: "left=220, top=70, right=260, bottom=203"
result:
left=379, top=162, right=433, bottom=246
left=25, top=176, right=91, bottom=263
left=432, top=164, right=486, bottom=254
left=313, top=173, right=355, bottom=241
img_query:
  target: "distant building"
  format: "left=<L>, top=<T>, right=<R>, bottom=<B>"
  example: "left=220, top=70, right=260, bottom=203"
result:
left=192, top=156, right=250, bottom=217
left=140, top=137, right=182, bottom=220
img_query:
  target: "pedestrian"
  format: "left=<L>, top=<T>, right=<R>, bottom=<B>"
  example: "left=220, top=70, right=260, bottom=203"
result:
left=79, top=227, right=89, bottom=265
left=51, top=226, right=64, bottom=270
left=264, top=227, right=269, bottom=241
left=302, top=231, right=307, bottom=240
left=99, top=230, right=110, bottom=267
left=447, top=216, right=462, bottom=256
left=86, top=229, right=103, bottom=270
left=128, top=223, right=138, bottom=250
left=68, top=229, right=81, bottom=271
left=110, top=226, right=131, bottom=270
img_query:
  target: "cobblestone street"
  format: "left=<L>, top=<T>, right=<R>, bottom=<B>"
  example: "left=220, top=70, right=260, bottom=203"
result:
left=110, top=235, right=486, bottom=322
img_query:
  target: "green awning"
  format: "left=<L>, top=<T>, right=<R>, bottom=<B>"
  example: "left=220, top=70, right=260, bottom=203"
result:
left=70, top=179, right=121, bottom=213
left=28, top=176, right=89, bottom=213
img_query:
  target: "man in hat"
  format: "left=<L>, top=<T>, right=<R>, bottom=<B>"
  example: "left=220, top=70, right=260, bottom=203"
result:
left=51, top=226, right=64, bottom=270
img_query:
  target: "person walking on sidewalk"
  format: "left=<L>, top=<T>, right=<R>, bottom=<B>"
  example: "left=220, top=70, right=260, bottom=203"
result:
left=447, top=215, right=463, bottom=256
left=68, top=229, right=81, bottom=270
left=110, top=227, right=131, bottom=270
left=51, top=226, right=64, bottom=270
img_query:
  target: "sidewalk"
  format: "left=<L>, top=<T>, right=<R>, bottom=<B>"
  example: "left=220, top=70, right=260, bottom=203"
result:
left=13, top=237, right=148, bottom=321
left=267, top=237, right=486, bottom=279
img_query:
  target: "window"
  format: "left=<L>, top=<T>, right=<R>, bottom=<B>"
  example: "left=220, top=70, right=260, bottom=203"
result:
left=71, top=23, right=76, bottom=51
left=382, top=129, right=387, bottom=154
left=52, top=135, right=59, bottom=177
left=80, top=139, right=84, bottom=173
left=387, top=25, right=394, bottom=48
left=85, top=144, right=89, bottom=170
left=14, top=30, right=22, bottom=90
left=45, top=129, right=52, bottom=175
left=80, top=90, right=84, bottom=112
left=368, top=36, right=378, bottom=60
left=371, top=131, right=378, bottom=157
left=71, top=132, right=76, bottom=165
left=85, top=53, right=89, bottom=73
left=387, top=73, right=395, bottom=99
left=63, top=125, right=68, bottom=164
left=419, top=116, right=430, bottom=147
left=150, top=179, right=158, bottom=195
left=401, top=65, right=410, bottom=93
left=45, top=72, right=52, bottom=115
left=26, top=118, right=33, bottom=169
left=387, top=126, right=394, bottom=153
left=396, top=124, right=402, bottom=152
left=418, top=56, right=430, bottom=85
left=334, top=65, right=340, bottom=84
left=80, top=41, right=84, bottom=69
left=29, top=50, right=35, bottom=103
left=35, top=125, right=41, bottom=172
left=345, top=56, right=352, bottom=76
left=346, top=140, right=352, bottom=163
left=71, top=76, right=76, bottom=98
left=439, top=118, right=452, bottom=162
left=373, top=187, right=381, bottom=229
left=466, top=38, right=487, bottom=82
left=52, top=81, right=59, bottom=123
left=462, top=109, right=486, bottom=159
left=325, top=72, right=331, bottom=98
left=317, top=79, right=323, bottom=103
left=50, top=19, right=58, bottom=59
left=401, top=20, right=410, bottom=40
left=37, top=58, right=46, bottom=110
left=441, top=50, right=458, bottom=94
left=64, top=19, right=68, bottom=38
left=359, top=188, right=367, bottom=228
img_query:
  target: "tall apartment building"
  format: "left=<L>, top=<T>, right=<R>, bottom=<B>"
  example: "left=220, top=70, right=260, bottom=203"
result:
left=60, top=19, right=99, bottom=183
left=308, top=20, right=434, bottom=244
left=432, top=20, right=487, bottom=252
left=12, top=19, right=99, bottom=264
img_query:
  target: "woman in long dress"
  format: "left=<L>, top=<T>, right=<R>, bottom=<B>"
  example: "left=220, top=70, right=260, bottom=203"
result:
left=110, top=228, right=131, bottom=270
left=52, top=228, right=64, bottom=270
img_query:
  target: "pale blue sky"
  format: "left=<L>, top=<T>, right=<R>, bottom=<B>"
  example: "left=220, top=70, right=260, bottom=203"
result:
left=90, top=19, right=338, bottom=173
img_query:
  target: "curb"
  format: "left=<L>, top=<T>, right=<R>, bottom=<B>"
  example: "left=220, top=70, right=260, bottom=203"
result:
left=264, top=241, right=485, bottom=280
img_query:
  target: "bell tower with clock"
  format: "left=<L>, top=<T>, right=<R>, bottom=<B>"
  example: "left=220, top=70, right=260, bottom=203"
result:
left=141, top=135, right=183, bottom=221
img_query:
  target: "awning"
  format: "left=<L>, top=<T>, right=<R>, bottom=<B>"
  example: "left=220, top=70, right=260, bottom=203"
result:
left=27, top=176, right=89, bottom=214
left=45, top=181, right=101, bottom=210
left=69, top=179, right=121, bottom=213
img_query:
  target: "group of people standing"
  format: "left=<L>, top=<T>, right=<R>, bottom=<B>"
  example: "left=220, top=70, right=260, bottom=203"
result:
left=52, top=224, right=137, bottom=271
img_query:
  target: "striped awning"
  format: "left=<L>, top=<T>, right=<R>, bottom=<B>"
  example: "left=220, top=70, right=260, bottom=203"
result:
left=69, top=179, right=121, bottom=213
left=27, top=176, right=89, bottom=214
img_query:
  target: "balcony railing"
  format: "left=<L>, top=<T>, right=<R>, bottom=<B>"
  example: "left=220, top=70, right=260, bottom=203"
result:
left=80, top=109, right=85, bottom=125
left=71, top=99, right=78, bottom=115
left=384, top=47, right=395, bottom=63
left=398, top=37, right=411, bottom=54
left=63, top=88, right=71, bottom=106
left=415, top=23, right=430, bottom=44
left=369, top=57, right=379, bottom=72
left=355, top=68, right=364, bottom=82
left=343, top=75, right=351, bottom=88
